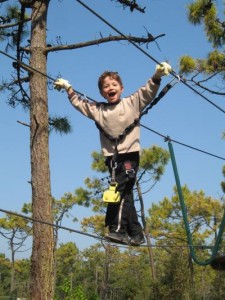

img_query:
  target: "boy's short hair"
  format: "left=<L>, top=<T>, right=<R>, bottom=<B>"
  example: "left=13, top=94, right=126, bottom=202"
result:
left=98, top=71, right=123, bottom=92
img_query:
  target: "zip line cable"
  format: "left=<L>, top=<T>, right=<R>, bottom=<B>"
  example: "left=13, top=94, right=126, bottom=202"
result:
left=0, top=50, right=97, bottom=103
left=0, top=49, right=224, bottom=162
left=0, top=207, right=218, bottom=250
left=0, top=207, right=102, bottom=241
left=140, top=124, right=225, bottom=161
left=75, top=0, right=225, bottom=115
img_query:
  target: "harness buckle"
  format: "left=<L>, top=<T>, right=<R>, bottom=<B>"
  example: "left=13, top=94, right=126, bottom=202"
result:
left=124, top=161, right=136, bottom=179
left=125, top=169, right=135, bottom=179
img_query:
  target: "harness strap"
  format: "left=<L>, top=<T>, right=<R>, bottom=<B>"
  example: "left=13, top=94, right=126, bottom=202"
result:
left=140, top=83, right=172, bottom=118
left=95, top=82, right=174, bottom=145
left=95, top=118, right=139, bottom=144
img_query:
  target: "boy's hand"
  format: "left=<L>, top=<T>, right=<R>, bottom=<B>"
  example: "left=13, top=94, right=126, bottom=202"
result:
left=154, top=62, right=172, bottom=78
left=54, top=78, right=71, bottom=91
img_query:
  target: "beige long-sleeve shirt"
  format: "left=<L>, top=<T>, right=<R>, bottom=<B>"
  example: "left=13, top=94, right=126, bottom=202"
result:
left=68, top=77, right=160, bottom=156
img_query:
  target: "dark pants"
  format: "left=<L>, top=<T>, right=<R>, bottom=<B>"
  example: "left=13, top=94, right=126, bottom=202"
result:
left=105, top=151, right=143, bottom=237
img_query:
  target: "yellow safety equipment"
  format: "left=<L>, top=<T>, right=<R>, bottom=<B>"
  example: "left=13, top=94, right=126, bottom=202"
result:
left=103, top=183, right=120, bottom=203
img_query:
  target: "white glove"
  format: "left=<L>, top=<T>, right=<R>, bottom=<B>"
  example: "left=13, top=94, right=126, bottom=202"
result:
left=155, top=62, right=172, bottom=78
left=54, top=78, right=72, bottom=91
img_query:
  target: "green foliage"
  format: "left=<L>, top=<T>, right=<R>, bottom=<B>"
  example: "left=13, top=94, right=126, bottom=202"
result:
left=0, top=213, right=31, bottom=232
left=179, top=50, right=225, bottom=75
left=49, top=116, right=72, bottom=135
left=206, top=50, right=225, bottom=72
left=56, top=242, right=79, bottom=271
left=0, top=254, right=30, bottom=298
left=55, top=278, right=88, bottom=300
left=179, top=56, right=196, bottom=74
left=139, top=145, right=170, bottom=181
left=148, top=185, right=225, bottom=265
left=221, top=165, right=225, bottom=194
left=187, top=0, right=224, bottom=48
left=0, top=254, right=11, bottom=296
left=54, top=243, right=81, bottom=299
left=91, top=151, right=108, bottom=173
left=179, top=52, right=225, bottom=75
left=0, top=4, right=29, bottom=47
left=53, top=188, right=92, bottom=216
left=81, top=215, right=106, bottom=235
left=187, top=0, right=214, bottom=25
left=180, top=0, right=224, bottom=96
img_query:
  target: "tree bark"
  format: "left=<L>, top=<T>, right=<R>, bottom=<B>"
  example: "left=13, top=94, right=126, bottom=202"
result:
left=29, top=1, right=54, bottom=299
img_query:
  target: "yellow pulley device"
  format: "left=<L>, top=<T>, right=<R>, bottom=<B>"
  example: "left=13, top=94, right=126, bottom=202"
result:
left=103, top=162, right=121, bottom=203
left=103, top=183, right=120, bottom=203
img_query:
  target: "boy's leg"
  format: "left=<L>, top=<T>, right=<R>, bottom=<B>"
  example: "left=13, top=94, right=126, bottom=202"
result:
left=105, top=201, right=129, bottom=244
left=104, top=152, right=145, bottom=245
left=122, top=191, right=145, bottom=246
left=117, top=156, right=145, bottom=245
left=104, top=159, right=130, bottom=243
left=105, top=201, right=127, bottom=234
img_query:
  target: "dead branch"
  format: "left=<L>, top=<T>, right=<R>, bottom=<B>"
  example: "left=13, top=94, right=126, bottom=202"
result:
left=0, top=18, right=31, bottom=29
left=21, top=33, right=166, bottom=54
left=17, top=120, right=30, bottom=127
left=113, top=0, right=146, bottom=13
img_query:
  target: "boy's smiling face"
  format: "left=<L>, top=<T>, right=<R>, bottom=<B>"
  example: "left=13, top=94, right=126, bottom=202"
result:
left=101, top=76, right=124, bottom=103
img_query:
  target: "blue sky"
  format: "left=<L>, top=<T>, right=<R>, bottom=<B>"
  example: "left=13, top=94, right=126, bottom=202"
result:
left=0, top=0, right=224, bottom=258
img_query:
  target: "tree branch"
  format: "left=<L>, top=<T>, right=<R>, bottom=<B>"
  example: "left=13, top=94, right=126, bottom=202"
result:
left=21, top=33, right=165, bottom=53
left=112, top=0, right=146, bottom=13
left=0, top=18, right=31, bottom=29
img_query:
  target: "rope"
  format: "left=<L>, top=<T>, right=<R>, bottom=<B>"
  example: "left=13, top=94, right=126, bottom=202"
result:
left=0, top=207, right=218, bottom=250
left=140, top=125, right=225, bottom=161
left=75, top=0, right=225, bottom=115
left=0, top=207, right=102, bottom=240
left=0, top=49, right=97, bottom=103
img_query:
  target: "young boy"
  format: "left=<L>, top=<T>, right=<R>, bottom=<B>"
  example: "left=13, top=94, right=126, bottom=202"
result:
left=54, top=62, right=171, bottom=245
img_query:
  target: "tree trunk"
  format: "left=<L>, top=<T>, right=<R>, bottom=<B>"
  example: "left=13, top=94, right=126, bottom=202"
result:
left=29, top=1, right=54, bottom=299
left=100, top=244, right=110, bottom=300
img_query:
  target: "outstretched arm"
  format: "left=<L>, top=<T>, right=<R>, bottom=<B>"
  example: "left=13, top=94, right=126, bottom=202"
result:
left=129, top=62, right=172, bottom=111
left=54, top=78, right=100, bottom=120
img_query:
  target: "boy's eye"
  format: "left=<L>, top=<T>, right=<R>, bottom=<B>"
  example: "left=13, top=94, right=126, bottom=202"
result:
left=103, top=82, right=119, bottom=89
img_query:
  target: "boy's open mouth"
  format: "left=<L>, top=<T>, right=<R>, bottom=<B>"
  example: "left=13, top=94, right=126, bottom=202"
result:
left=108, top=92, right=116, bottom=97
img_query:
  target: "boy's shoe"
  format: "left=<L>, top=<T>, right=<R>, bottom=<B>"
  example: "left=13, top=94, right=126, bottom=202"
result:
left=105, top=232, right=129, bottom=245
left=129, top=233, right=145, bottom=246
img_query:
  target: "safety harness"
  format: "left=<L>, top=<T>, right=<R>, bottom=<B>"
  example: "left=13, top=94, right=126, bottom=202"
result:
left=98, top=79, right=178, bottom=203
